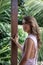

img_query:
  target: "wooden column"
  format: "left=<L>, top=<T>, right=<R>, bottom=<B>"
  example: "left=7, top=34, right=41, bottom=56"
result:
left=11, top=0, right=18, bottom=65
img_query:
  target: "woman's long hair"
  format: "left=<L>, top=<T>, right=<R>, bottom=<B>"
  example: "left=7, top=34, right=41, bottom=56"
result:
left=23, top=16, right=42, bottom=49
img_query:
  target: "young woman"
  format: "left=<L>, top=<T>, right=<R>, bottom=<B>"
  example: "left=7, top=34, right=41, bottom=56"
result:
left=11, top=16, right=41, bottom=65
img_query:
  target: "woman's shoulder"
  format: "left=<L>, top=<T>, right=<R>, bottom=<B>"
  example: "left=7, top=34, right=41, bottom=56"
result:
left=28, top=34, right=37, bottom=39
left=27, top=34, right=37, bottom=39
left=26, top=34, right=37, bottom=46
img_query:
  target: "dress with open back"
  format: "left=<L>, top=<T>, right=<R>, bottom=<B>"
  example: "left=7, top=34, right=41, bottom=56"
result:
left=21, top=34, right=38, bottom=65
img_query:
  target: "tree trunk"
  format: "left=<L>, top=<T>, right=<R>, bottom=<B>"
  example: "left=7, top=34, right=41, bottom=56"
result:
left=11, top=0, right=18, bottom=65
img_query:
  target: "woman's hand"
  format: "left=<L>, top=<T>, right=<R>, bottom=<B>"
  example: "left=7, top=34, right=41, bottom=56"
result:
left=11, top=34, right=23, bottom=51
left=11, top=34, right=19, bottom=44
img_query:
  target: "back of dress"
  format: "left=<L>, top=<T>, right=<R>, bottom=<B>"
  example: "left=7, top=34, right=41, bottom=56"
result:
left=22, top=34, right=38, bottom=65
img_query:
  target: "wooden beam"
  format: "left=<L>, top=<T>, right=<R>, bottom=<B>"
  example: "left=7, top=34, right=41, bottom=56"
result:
left=11, top=0, right=18, bottom=65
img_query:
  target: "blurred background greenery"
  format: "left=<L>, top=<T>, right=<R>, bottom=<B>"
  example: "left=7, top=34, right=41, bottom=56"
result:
left=0, top=0, right=43, bottom=65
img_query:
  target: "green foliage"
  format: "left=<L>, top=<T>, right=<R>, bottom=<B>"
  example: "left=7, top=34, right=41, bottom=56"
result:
left=0, top=0, right=11, bottom=24
left=0, top=0, right=11, bottom=64
left=18, top=0, right=43, bottom=26
left=18, top=25, right=28, bottom=44
left=0, top=24, right=11, bottom=65
left=0, top=0, right=43, bottom=65
left=0, top=0, right=11, bottom=14
left=38, top=27, right=43, bottom=61
left=23, top=0, right=43, bottom=27
left=18, top=0, right=24, bottom=6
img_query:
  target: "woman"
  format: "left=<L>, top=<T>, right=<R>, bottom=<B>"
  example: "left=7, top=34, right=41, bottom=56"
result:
left=11, top=16, right=41, bottom=65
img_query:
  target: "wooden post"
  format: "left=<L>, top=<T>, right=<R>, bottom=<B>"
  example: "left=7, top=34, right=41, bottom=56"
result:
left=11, top=0, right=18, bottom=65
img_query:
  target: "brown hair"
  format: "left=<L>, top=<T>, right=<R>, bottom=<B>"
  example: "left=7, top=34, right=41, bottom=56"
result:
left=23, top=16, right=42, bottom=49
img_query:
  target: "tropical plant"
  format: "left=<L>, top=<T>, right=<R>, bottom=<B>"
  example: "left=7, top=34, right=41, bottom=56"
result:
left=0, top=0, right=43, bottom=65
left=0, top=0, right=11, bottom=65
left=23, top=0, right=43, bottom=27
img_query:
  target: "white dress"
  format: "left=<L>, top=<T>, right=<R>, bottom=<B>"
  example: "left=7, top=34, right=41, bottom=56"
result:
left=21, top=34, right=38, bottom=65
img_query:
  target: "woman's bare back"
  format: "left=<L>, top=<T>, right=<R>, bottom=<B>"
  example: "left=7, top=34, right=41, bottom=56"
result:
left=22, top=34, right=38, bottom=65
left=23, top=38, right=36, bottom=59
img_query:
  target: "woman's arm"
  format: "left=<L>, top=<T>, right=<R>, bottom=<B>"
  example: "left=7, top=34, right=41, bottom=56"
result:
left=15, top=42, right=23, bottom=51
left=11, top=37, right=23, bottom=51
left=19, top=38, right=34, bottom=65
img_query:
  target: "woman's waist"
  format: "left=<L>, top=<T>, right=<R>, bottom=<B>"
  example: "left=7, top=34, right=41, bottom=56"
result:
left=22, top=56, right=37, bottom=62
left=22, top=53, right=37, bottom=60
left=25, top=58, right=37, bottom=65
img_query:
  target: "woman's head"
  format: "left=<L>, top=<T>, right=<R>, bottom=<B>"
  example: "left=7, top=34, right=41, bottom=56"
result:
left=22, top=16, right=42, bottom=49
left=22, top=19, right=31, bottom=33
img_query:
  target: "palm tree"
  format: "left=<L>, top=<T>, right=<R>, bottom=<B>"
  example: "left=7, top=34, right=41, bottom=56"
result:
left=23, top=0, right=43, bottom=27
